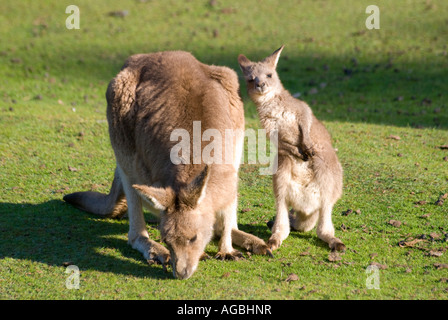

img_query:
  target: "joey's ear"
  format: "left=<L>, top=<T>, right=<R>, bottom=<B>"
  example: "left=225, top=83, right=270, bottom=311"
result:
left=263, top=45, right=285, bottom=69
left=133, top=185, right=174, bottom=211
left=237, top=54, right=252, bottom=74
left=180, top=164, right=210, bottom=209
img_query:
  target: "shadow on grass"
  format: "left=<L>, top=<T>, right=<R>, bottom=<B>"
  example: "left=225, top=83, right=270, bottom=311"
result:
left=0, top=201, right=285, bottom=279
left=292, top=231, right=331, bottom=251
left=5, top=41, right=447, bottom=130
left=232, top=52, right=448, bottom=130
left=0, top=200, right=172, bottom=280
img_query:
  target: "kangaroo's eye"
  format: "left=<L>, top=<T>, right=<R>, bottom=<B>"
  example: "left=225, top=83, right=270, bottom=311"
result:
left=189, top=235, right=197, bottom=243
left=267, top=74, right=272, bottom=78
left=248, top=78, right=254, bottom=82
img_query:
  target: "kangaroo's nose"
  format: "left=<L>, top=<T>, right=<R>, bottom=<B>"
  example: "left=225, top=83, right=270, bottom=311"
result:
left=256, top=82, right=265, bottom=88
left=175, top=268, right=191, bottom=280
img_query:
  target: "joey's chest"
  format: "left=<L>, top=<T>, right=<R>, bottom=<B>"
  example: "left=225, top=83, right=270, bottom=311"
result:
left=259, top=108, right=296, bottom=133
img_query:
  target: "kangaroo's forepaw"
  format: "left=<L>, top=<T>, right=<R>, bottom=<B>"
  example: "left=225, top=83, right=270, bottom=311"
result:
left=147, top=252, right=170, bottom=266
left=299, top=145, right=315, bottom=161
left=146, top=244, right=171, bottom=266
left=200, top=252, right=211, bottom=261
left=267, top=235, right=282, bottom=251
left=330, top=239, right=346, bottom=252
left=215, top=250, right=244, bottom=261
left=307, top=146, right=316, bottom=157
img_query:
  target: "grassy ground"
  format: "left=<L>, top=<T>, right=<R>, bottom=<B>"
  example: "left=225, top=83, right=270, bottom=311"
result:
left=0, top=0, right=447, bottom=300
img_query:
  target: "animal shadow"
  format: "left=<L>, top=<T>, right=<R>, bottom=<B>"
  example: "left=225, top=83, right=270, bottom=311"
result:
left=0, top=200, right=171, bottom=279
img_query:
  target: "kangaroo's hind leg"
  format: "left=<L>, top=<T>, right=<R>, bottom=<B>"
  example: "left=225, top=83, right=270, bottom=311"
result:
left=231, top=229, right=272, bottom=257
left=63, top=167, right=128, bottom=218
left=214, top=197, right=272, bottom=259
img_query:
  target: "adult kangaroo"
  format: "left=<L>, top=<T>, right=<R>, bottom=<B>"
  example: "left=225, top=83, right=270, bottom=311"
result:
left=64, top=51, right=270, bottom=279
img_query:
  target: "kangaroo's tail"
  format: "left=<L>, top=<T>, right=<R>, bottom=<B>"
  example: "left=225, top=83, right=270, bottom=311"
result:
left=63, top=168, right=127, bottom=219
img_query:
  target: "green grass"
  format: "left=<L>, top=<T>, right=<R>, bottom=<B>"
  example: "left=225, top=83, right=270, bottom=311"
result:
left=0, top=0, right=447, bottom=300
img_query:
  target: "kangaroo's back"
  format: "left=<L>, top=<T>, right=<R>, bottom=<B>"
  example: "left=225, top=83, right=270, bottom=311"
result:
left=107, top=51, right=244, bottom=188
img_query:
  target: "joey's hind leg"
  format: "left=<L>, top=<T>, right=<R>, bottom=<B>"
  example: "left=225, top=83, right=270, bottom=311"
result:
left=316, top=204, right=345, bottom=252
left=118, top=166, right=170, bottom=265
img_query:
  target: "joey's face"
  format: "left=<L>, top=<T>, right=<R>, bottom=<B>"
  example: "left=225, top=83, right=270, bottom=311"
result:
left=161, top=210, right=213, bottom=280
left=238, top=45, right=285, bottom=99
left=242, top=64, right=280, bottom=96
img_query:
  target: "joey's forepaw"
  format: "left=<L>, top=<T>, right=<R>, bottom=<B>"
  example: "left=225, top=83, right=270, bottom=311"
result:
left=306, top=146, right=316, bottom=157
left=215, top=250, right=244, bottom=261
left=300, top=145, right=316, bottom=161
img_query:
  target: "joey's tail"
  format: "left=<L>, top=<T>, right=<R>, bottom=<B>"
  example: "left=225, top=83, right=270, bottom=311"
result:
left=63, top=168, right=127, bottom=219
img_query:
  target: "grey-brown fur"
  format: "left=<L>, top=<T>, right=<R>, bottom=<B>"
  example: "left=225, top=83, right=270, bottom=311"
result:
left=238, top=46, right=345, bottom=252
left=64, top=51, right=270, bottom=279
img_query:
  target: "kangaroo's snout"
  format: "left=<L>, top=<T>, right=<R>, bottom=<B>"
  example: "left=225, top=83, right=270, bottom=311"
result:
left=175, top=268, right=192, bottom=280
left=171, top=255, right=197, bottom=280
left=255, top=77, right=265, bottom=89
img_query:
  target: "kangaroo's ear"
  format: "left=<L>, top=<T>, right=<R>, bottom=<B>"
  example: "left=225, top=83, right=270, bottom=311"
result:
left=263, top=45, right=285, bottom=69
left=179, top=164, right=210, bottom=209
left=238, top=54, right=253, bottom=74
left=133, top=185, right=175, bottom=211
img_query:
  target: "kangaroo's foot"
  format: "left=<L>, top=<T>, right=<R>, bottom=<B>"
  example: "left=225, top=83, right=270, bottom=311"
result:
left=231, top=229, right=273, bottom=257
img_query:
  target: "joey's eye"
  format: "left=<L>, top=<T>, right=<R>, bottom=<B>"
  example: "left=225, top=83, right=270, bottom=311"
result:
left=189, top=235, right=197, bottom=243
left=248, top=78, right=254, bottom=83
left=267, top=74, right=272, bottom=78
